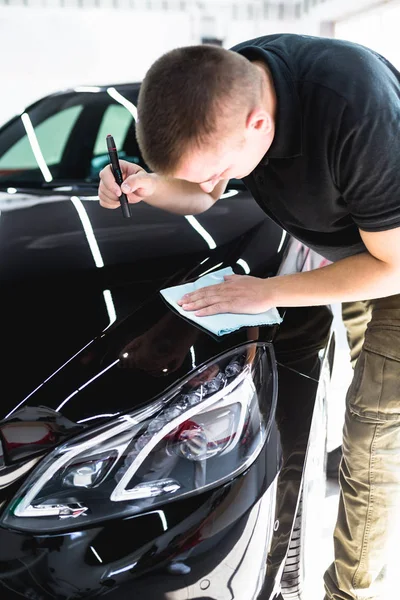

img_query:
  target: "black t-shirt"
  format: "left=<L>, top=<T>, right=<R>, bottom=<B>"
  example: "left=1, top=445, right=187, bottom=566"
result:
left=231, top=34, right=400, bottom=262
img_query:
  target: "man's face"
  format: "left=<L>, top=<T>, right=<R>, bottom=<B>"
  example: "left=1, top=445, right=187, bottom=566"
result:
left=173, top=114, right=274, bottom=193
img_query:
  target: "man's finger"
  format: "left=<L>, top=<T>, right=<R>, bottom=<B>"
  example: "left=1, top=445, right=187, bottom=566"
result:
left=99, top=165, right=122, bottom=196
left=181, top=295, right=226, bottom=311
left=179, top=284, right=226, bottom=304
left=121, top=172, right=155, bottom=198
left=99, top=180, right=121, bottom=203
left=224, top=274, right=240, bottom=281
left=98, top=179, right=118, bottom=198
left=99, top=198, right=120, bottom=210
left=195, top=302, right=231, bottom=316
left=99, top=194, right=121, bottom=209
left=99, top=191, right=121, bottom=209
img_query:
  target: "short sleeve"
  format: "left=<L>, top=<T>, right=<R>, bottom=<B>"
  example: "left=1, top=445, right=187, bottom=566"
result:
left=337, top=106, right=400, bottom=232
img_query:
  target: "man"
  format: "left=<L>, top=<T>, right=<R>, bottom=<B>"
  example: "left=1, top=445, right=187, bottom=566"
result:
left=98, top=34, right=400, bottom=600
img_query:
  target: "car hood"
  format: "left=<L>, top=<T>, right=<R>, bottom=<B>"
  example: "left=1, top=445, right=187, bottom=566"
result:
left=0, top=186, right=285, bottom=428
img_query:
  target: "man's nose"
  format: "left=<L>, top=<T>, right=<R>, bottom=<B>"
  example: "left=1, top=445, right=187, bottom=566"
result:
left=199, top=178, right=218, bottom=193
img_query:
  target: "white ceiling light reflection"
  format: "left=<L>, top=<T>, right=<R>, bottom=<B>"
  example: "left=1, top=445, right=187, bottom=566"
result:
left=90, top=546, right=103, bottom=563
left=198, top=261, right=223, bottom=277
left=220, top=189, right=239, bottom=199
left=77, top=413, right=119, bottom=423
left=21, top=113, right=52, bottom=183
left=103, top=289, right=116, bottom=325
left=109, top=562, right=138, bottom=577
left=7, top=187, right=17, bottom=194
left=190, top=346, right=196, bottom=369
left=5, top=339, right=94, bottom=419
left=77, top=414, right=119, bottom=424
left=107, top=87, right=138, bottom=121
left=70, top=196, right=116, bottom=328
left=152, top=509, right=168, bottom=531
left=70, top=196, right=103, bottom=267
left=74, top=86, right=102, bottom=93
left=125, top=509, right=168, bottom=531
left=55, top=191, right=99, bottom=201
left=184, top=215, right=216, bottom=250
left=69, top=532, right=85, bottom=540
left=277, top=230, right=287, bottom=253
left=56, top=359, right=120, bottom=411
left=236, top=258, right=250, bottom=274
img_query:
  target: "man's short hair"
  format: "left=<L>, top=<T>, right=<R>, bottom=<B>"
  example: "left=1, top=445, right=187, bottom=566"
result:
left=136, top=45, right=261, bottom=174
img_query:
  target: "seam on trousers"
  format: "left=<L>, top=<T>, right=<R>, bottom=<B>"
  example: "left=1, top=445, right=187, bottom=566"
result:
left=352, top=421, right=380, bottom=596
left=377, top=357, right=386, bottom=421
left=363, top=342, right=400, bottom=364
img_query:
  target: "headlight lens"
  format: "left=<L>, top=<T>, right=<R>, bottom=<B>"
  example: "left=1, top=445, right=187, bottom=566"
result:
left=2, top=343, right=276, bottom=532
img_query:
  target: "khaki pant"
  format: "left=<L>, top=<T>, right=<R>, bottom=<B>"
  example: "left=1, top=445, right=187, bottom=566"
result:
left=324, top=294, right=400, bottom=600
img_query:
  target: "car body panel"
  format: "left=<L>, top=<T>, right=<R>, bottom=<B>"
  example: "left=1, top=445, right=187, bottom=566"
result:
left=0, top=188, right=285, bottom=412
left=0, top=84, right=334, bottom=599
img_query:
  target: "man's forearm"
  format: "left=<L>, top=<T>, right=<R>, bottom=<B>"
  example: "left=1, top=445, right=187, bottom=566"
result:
left=144, top=175, right=227, bottom=215
left=269, top=252, right=400, bottom=307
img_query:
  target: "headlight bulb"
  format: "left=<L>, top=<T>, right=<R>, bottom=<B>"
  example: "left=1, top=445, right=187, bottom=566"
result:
left=177, top=426, right=217, bottom=461
left=62, top=453, right=118, bottom=488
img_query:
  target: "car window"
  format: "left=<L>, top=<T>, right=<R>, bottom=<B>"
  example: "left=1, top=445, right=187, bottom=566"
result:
left=0, top=87, right=146, bottom=188
left=93, top=105, right=132, bottom=156
left=90, top=104, right=146, bottom=179
left=0, top=105, right=83, bottom=173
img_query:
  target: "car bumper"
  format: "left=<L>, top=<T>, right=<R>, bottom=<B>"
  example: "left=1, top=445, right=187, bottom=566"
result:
left=0, top=420, right=283, bottom=600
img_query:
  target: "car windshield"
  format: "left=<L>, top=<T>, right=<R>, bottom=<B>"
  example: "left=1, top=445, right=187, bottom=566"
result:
left=0, top=85, right=146, bottom=188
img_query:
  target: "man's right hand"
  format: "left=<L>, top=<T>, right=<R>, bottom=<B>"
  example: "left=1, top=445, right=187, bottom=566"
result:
left=98, top=160, right=157, bottom=209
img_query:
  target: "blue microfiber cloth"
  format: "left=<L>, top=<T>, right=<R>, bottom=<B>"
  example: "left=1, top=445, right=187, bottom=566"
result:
left=160, top=267, right=282, bottom=337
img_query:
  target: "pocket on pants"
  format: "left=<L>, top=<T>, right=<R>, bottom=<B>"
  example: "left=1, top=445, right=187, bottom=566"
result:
left=348, top=326, right=400, bottom=422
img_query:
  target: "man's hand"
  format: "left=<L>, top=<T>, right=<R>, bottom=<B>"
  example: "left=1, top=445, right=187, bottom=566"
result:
left=98, top=160, right=157, bottom=209
left=178, top=274, right=274, bottom=316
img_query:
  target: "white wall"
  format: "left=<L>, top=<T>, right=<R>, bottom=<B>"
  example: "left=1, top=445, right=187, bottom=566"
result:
left=223, top=17, right=321, bottom=48
left=3, top=0, right=394, bottom=129
left=0, top=7, right=193, bottom=126
left=335, top=0, right=400, bottom=68
left=0, top=5, right=322, bottom=127
left=304, top=0, right=386, bottom=22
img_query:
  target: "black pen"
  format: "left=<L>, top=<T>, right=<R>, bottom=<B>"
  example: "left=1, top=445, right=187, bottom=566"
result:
left=106, top=134, right=132, bottom=218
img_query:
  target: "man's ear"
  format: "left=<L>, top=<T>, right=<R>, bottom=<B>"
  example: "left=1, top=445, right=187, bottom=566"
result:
left=245, top=108, right=273, bottom=135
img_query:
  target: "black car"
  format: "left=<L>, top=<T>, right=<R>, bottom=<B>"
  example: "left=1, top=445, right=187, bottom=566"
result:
left=0, top=83, right=336, bottom=600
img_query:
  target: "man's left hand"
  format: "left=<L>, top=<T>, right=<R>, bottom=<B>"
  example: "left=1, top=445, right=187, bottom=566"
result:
left=178, top=274, right=274, bottom=316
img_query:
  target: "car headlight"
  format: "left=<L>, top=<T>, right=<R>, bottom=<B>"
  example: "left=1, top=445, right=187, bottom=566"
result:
left=1, top=343, right=276, bottom=532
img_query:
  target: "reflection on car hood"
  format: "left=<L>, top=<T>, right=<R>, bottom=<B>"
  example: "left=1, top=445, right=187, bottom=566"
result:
left=0, top=187, right=285, bottom=423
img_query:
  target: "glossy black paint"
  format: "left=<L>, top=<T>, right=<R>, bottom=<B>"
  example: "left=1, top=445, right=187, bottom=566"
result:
left=0, top=429, right=280, bottom=599
left=0, top=84, right=334, bottom=599
left=0, top=190, right=284, bottom=413
left=0, top=312, right=332, bottom=600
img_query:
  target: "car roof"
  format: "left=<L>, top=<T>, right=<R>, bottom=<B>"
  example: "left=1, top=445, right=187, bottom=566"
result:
left=53, top=82, right=141, bottom=96
left=21, top=82, right=141, bottom=114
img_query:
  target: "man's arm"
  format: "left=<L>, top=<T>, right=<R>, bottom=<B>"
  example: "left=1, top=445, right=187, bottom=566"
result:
left=178, top=227, right=400, bottom=316
left=265, top=226, right=400, bottom=306
left=144, top=174, right=228, bottom=215
left=98, top=161, right=228, bottom=215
